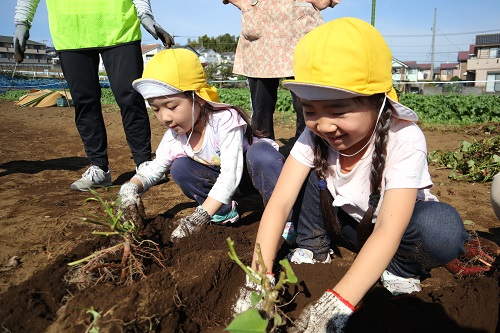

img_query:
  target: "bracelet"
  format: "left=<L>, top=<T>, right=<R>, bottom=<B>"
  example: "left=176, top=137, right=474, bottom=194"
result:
left=326, top=289, right=355, bottom=311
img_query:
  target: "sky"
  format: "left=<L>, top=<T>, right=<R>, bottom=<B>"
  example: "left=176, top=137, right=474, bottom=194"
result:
left=1, top=0, right=499, bottom=66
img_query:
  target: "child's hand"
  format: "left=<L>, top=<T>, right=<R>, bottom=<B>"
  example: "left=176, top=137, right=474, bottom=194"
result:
left=231, top=272, right=275, bottom=316
left=171, top=206, right=211, bottom=241
left=289, top=289, right=354, bottom=333
left=118, top=182, right=146, bottom=230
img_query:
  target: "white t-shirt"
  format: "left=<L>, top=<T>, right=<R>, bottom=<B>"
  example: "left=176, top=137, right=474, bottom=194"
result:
left=290, top=118, right=438, bottom=223
left=136, top=108, right=249, bottom=204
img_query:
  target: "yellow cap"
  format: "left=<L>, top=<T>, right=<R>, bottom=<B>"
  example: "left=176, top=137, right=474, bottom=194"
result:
left=283, top=17, right=417, bottom=122
left=132, top=48, right=230, bottom=107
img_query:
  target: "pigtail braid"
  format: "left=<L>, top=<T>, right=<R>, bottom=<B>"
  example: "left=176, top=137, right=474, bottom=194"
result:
left=314, top=136, right=342, bottom=238
left=357, top=96, right=393, bottom=247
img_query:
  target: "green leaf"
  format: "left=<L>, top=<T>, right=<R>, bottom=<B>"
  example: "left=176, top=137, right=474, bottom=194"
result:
left=225, top=309, right=268, bottom=333
left=461, top=141, right=472, bottom=152
left=279, top=258, right=298, bottom=284
left=251, top=291, right=264, bottom=306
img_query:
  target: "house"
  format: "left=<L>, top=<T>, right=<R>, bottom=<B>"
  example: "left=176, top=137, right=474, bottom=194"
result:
left=141, top=43, right=164, bottom=65
left=467, top=33, right=500, bottom=92
left=457, top=45, right=475, bottom=81
left=0, top=35, right=49, bottom=65
left=437, top=62, right=460, bottom=81
left=402, top=61, right=420, bottom=82
left=220, top=51, right=235, bottom=64
left=392, top=60, right=435, bottom=84
left=392, top=58, right=408, bottom=82
left=415, top=63, right=433, bottom=81
left=99, top=43, right=165, bottom=73
left=196, top=47, right=222, bottom=65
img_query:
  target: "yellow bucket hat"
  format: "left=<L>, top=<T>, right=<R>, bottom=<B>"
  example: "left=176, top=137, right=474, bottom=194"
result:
left=132, top=48, right=230, bottom=107
left=283, top=17, right=418, bottom=122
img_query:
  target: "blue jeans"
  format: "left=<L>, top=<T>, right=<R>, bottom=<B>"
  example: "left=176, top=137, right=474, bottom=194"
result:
left=293, top=171, right=469, bottom=278
left=169, top=141, right=285, bottom=215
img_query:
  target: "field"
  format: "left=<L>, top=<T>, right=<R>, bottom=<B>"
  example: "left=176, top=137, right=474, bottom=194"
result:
left=0, top=99, right=499, bottom=333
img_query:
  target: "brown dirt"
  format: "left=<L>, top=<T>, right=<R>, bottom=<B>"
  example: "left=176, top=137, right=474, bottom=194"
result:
left=0, top=100, right=499, bottom=333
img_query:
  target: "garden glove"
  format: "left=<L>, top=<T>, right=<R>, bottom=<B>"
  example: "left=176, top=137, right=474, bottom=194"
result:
left=118, top=182, right=146, bottom=231
left=444, top=236, right=499, bottom=276
left=232, top=272, right=276, bottom=316
left=13, top=24, right=29, bottom=63
left=140, top=15, right=174, bottom=48
left=171, top=206, right=211, bottom=241
left=289, top=290, right=354, bottom=333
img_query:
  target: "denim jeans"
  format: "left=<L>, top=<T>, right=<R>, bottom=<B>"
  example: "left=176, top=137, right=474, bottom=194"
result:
left=169, top=140, right=285, bottom=215
left=293, top=171, right=469, bottom=278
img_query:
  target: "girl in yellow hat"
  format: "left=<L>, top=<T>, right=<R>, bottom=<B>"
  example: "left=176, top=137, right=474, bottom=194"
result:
left=235, top=18, right=494, bottom=332
left=118, top=48, right=285, bottom=240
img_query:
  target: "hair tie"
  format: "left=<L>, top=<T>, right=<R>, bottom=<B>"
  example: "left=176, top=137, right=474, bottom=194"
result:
left=368, top=193, right=381, bottom=207
left=318, top=179, right=327, bottom=191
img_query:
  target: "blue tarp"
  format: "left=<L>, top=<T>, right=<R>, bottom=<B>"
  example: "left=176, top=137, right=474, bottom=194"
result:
left=0, top=74, right=110, bottom=92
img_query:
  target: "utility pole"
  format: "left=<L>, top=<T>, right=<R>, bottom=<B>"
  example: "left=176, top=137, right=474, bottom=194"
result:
left=430, top=8, right=437, bottom=80
left=371, top=0, right=376, bottom=26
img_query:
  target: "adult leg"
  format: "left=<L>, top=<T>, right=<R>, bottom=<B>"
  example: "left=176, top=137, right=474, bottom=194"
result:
left=294, top=170, right=332, bottom=261
left=285, top=75, right=306, bottom=139
left=169, top=157, right=232, bottom=215
left=101, top=41, right=152, bottom=167
left=244, top=140, right=285, bottom=206
left=59, top=49, right=108, bottom=169
left=248, top=77, right=279, bottom=140
left=386, top=201, right=469, bottom=278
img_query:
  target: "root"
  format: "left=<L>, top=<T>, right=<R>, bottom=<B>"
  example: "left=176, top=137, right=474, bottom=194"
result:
left=66, top=234, right=166, bottom=288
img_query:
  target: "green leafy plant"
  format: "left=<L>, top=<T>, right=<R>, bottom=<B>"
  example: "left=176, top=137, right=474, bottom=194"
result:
left=429, top=136, right=500, bottom=182
left=225, top=237, right=298, bottom=333
left=66, top=189, right=165, bottom=288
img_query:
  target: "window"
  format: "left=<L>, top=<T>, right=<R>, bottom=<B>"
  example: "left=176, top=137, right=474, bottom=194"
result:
left=490, top=47, right=500, bottom=58
left=486, top=73, right=500, bottom=92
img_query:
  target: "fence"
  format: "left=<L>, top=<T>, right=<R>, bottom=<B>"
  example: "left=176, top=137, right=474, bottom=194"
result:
left=394, top=80, right=500, bottom=95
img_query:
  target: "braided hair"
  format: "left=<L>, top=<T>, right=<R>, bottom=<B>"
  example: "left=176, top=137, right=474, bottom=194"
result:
left=313, top=93, right=393, bottom=249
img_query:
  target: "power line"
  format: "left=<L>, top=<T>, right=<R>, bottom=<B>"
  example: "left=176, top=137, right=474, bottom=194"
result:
left=385, top=29, right=500, bottom=38
left=393, top=51, right=464, bottom=55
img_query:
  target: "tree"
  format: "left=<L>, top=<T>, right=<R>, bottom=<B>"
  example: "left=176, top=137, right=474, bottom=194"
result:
left=187, top=34, right=238, bottom=53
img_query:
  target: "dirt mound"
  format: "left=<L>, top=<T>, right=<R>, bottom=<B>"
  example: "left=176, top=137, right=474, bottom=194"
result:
left=0, top=101, right=499, bottom=332
left=1, top=202, right=498, bottom=333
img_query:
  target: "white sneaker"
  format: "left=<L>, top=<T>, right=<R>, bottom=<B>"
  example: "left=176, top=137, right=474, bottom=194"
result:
left=380, top=270, right=421, bottom=295
left=71, top=165, right=112, bottom=191
left=287, top=248, right=332, bottom=264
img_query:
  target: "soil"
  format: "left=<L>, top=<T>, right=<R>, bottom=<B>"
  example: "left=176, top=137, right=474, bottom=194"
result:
left=0, top=100, right=499, bottom=333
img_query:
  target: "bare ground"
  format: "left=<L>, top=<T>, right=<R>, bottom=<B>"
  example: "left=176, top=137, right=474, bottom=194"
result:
left=0, top=100, right=499, bottom=333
